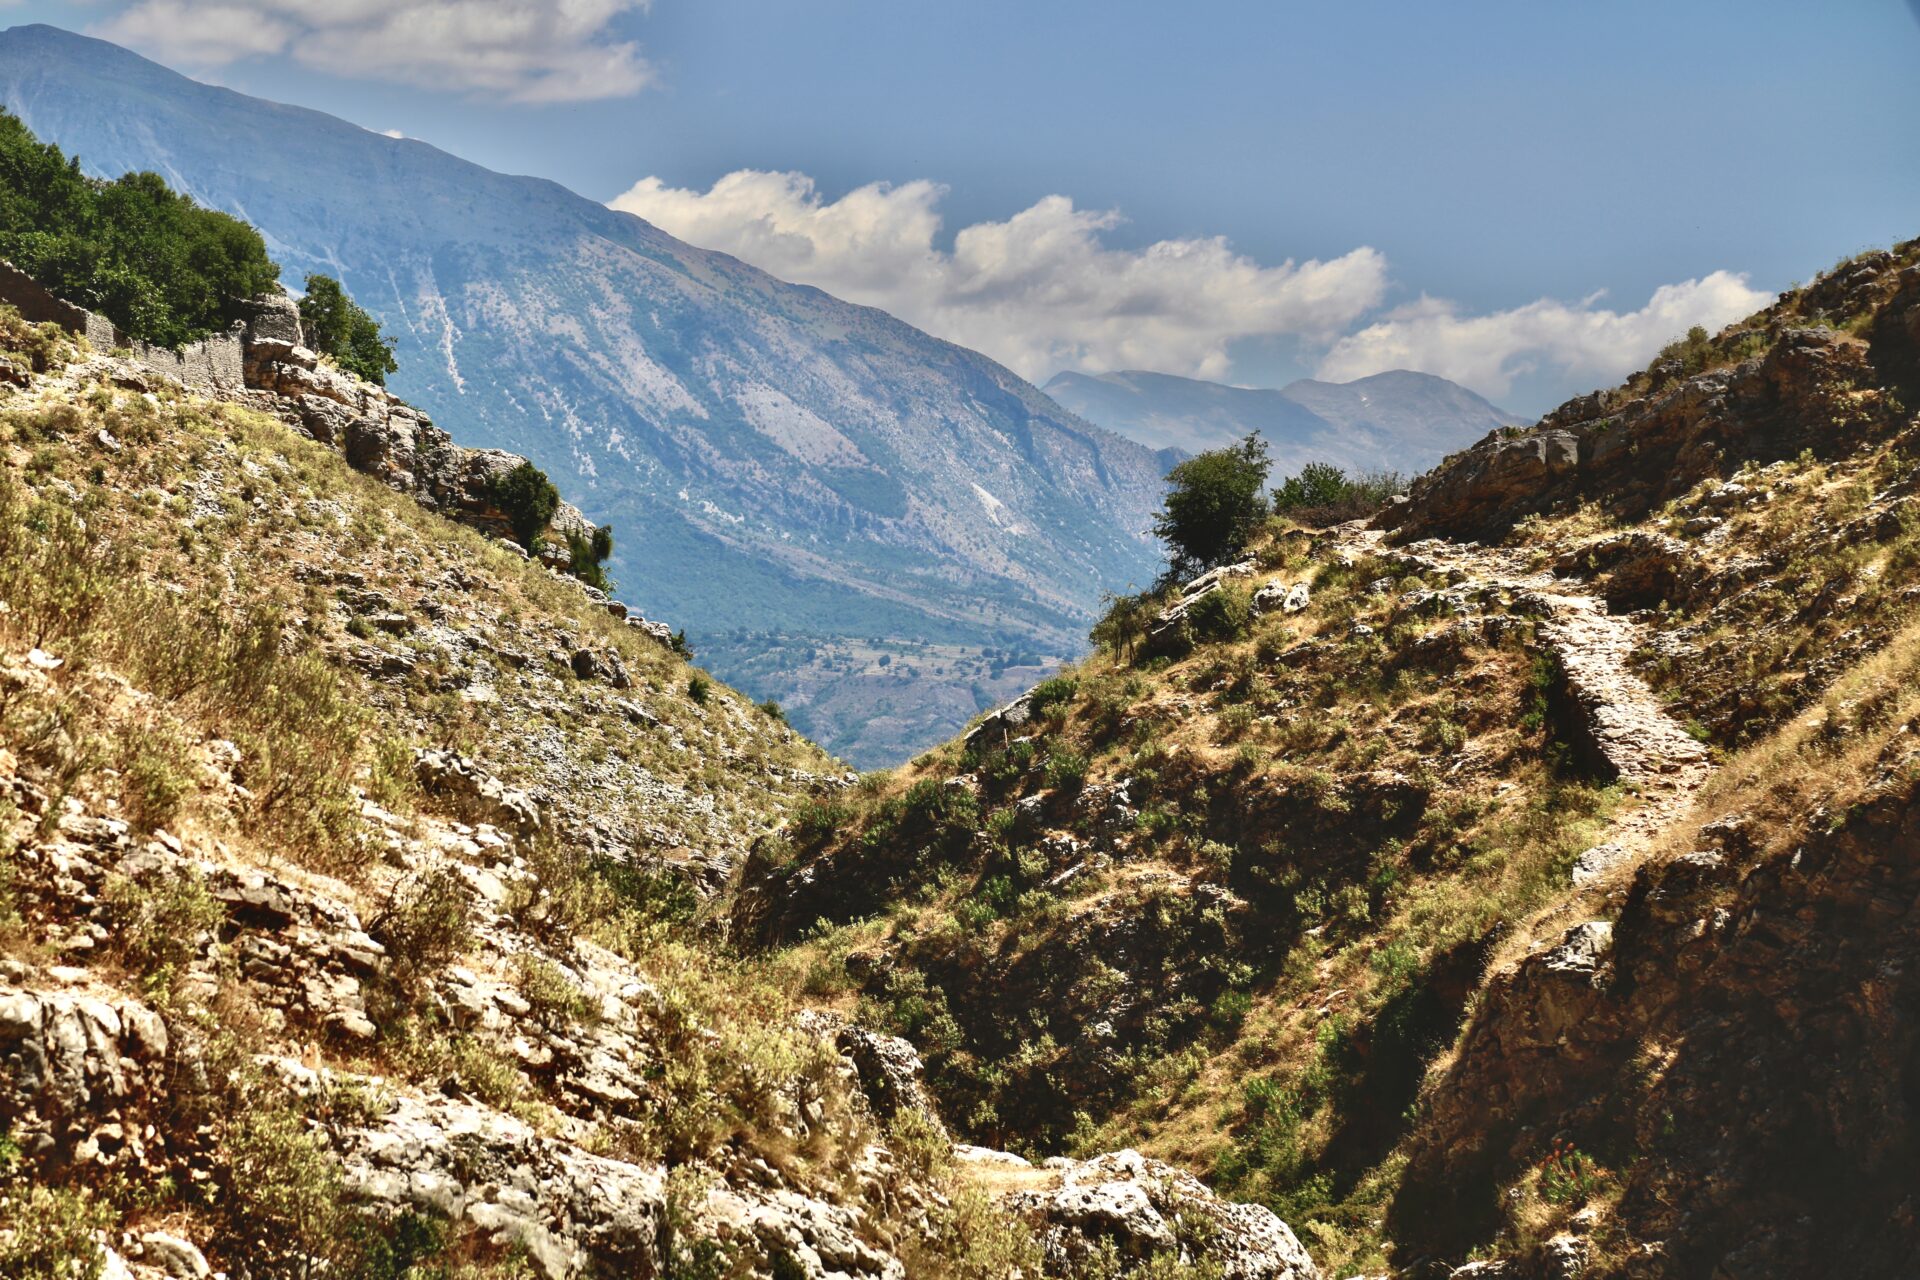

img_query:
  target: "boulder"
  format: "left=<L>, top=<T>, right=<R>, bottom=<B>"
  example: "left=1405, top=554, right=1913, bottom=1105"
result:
left=1553, top=531, right=1703, bottom=610
left=1010, top=1150, right=1319, bottom=1280
left=138, top=1232, right=212, bottom=1280
left=569, top=648, right=632, bottom=689
left=413, top=749, right=543, bottom=843
left=963, top=689, right=1038, bottom=752
left=1249, top=581, right=1291, bottom=616
left=1180, top=559, right=1257, bottom=597
left=625, top=616, right=675, bottom=645
left=795, top=1010, right=947, bottom=1139
left=1381, top=429, right=1581, bottom=538
left=241, top=291, right=305, bottom=356
left=0, top=986, right=171, bottom=1170
left=1869, top=265, right=1920, bottom=397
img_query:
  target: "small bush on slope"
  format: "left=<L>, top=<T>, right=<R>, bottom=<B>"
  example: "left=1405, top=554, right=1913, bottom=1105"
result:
left=1271, top=461, right=1406, bottom=527
left=484, top=460, right=560, bottom=551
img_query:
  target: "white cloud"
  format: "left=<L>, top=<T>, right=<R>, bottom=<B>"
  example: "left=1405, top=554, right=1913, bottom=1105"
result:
left=610, top=170, right=1389, bottom=382
left=97, top=0, right=653, bottom=102
left=1316, top=272, right=1774, bottom=399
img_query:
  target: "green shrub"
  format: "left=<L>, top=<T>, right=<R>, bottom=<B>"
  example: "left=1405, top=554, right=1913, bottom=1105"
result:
left=789, top=798, right=853, bottom=843
left=364, top=737, right=422, bottom=813
left=1187, top=585, right=1251, bottom=643
left=1043, top=748, right=1090, bottom=790
left=369, top=867, right=472, bottom=999
left=296, top=274, right=398, bottom=386
left=886, top=1105, right=952, bottom=1181
left=901, top=776, right=979, bottom=830
left=1650, top=323, right=1714, bottom=384
left=1028, top=674, right=1079, bottom=714
left=484, top=462, right=560, bottom=551
left=0, top=306, right=70, bottom=374
left=566, top=524, right=614, bottom=589
left=516, top=953, right=598, bottom=1028
left=1272, top=462, right=1406, bottom=525
left=0, top=1182, right=113, bottom=1280
left=1538, top=1139, right=1607, bottom=1206
left=900, top=1184, right=1045, bottom=1280
left=687, top=673, right=712, bottom=704
left=114, top=719, right=195, bottom=829
left=101, top=864, right=225, bottom=994
left=216, top=1103, right=358, bottom=1278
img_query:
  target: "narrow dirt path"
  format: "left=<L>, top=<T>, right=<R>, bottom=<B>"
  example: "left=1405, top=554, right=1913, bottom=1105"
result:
left=1335, top=526, right=1713, bottom=890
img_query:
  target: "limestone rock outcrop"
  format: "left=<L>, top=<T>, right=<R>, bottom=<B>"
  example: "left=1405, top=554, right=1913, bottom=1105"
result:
left=1011, top=1149, right=1320, bottom=1280
left=1143, top=559, right=1256, bottom=655
left=413, top=749, right=544, bottom=844
left=1397, top=771, right=1920, bottom=1277
left=1383, top=298, right=1914, bottom=542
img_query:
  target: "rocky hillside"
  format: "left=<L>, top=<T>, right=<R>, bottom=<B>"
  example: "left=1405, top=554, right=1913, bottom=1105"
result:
left=736, top=241, right=1920, bottom=1277
left=0, top=22, right=1171, bottom=768
left=0, top=292, right=1320, bottom=1279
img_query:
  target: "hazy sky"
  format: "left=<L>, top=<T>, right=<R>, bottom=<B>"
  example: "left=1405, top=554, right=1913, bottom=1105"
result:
left=7, top=1, right=1920, bottom=413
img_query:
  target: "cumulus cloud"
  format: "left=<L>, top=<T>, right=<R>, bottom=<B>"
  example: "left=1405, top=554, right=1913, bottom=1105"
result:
left=610, top=170, right=1389, bottom=382
left=1316, top=272, right=1775, bottom=399
left=96, top=0, right=653, bottom=102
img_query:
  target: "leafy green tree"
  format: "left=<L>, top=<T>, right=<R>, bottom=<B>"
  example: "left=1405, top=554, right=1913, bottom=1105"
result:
left=297, top=273, right=398, bottom=385
left=1151, top=432, right=1272, bottom=580
left=0, top=110, right=279, bottom=348
left=486, top=461, right=560, bottom=550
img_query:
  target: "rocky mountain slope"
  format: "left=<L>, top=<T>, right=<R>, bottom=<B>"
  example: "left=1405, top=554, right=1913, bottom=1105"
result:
left=738, top=241, right=1920, bottom=1276
left=0, top=22, right=1169, bottom=768
left=0, top=285, right=1317, bottom=1278
left=1044, top=368, right=1519, bottom=475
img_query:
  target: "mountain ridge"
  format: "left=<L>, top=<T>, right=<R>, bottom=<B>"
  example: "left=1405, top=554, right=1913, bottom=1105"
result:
left=1045, top=366, right=1522, bottom=476
left=0, top=22, right=1167, bottom=767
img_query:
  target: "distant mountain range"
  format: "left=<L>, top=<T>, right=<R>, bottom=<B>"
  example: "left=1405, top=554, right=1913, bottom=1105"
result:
left=0, top=23, right=1169, bottom=767
left=1044, top=368, right=1523, bottom=478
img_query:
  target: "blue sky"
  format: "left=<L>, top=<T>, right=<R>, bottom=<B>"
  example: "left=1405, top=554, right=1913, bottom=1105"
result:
left=8, top=0, right=1920, bottom=412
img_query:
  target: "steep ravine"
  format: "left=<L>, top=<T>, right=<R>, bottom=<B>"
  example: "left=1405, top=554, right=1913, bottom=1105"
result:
left=741, top=241, right=1920, bottom=1277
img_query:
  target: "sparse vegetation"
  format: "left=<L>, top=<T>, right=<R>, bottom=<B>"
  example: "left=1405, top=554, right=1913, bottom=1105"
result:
left=0, top=1181, right=113, bottom=1280
left=4, top=185, right=1920, bottom=1280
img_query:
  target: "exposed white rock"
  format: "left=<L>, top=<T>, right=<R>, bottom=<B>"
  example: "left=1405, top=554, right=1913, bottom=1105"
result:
left=1010, top=1149, right=1320, bottom=1280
